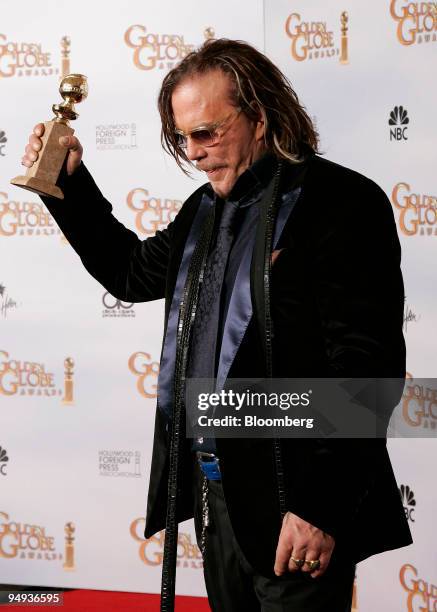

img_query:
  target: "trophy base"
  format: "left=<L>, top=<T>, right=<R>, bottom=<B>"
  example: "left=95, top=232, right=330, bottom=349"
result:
left=10, top=175, right=64, bottom=200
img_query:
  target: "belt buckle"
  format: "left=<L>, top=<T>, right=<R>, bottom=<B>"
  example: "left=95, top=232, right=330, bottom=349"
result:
left=196, top=451, right=221, bottom=481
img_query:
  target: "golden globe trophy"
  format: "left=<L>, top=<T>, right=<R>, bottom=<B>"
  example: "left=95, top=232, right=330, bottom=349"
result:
left=62, top=356, right=75, bottom=405
left=11, top=74, right=88, bottom=200
left=63, top=522, right=76, bottom=571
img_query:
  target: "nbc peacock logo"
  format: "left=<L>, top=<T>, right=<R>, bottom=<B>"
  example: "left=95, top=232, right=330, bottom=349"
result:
left=0, top=446, right=9, bottom=476
left=389, top=106, right=410, bottom=141
left=399, top=484, right=416, bottom=522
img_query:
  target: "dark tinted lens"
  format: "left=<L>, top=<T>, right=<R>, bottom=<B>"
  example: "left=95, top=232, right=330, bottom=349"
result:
left=175, top=132, right=187, bottom=148
left=191, top=129, right=214, bottom=146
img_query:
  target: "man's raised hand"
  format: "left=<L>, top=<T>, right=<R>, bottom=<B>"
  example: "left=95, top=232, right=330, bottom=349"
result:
left=21, top=123, right=83, bottom=176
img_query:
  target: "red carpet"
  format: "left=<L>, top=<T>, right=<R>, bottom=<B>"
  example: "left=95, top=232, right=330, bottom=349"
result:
left=0, top=590, right=210, bottom=611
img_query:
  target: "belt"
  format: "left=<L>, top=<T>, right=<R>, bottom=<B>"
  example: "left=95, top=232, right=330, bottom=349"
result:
left=196, top=451, right=221, bottom=481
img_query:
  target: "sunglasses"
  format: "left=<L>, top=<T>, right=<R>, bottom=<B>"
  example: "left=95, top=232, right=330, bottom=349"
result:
left=174, top=107, right=242, bottom=150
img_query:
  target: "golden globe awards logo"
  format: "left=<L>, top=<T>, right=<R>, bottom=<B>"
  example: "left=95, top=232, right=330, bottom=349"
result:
left=390, top=1, right=437, bottom=46
left=391, top=183, right=437, bottom=236
left=128, top=352, right=159, bottom=398
left=0, top=350, right=74, bottom=403
left=0, top=35, right=54, bottom=78
left=124, top=25, right=195, bottom=71
left=401, top=376, right=437, bottom=430
left=0, top=511, right=63, bottom=562
left=0, top=34, right=71, bottom=79
left=399, top=564, right=437, bottom=610
left=127, top=188, right=182, bottom=235
left=285, top=11, right=349, bottom=63
left=130, top=520, right=202, bottom=569
left=0, top=192, right=61, bottom=237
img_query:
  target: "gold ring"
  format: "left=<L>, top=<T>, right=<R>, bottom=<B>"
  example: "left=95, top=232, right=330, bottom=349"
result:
left=305, top=559, right=321, bottom=570
left=290, top=557, right=305, bottom=568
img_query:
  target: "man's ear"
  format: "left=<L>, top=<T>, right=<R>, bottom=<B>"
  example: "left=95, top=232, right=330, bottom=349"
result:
left=253, top=107, right=266, bottom=142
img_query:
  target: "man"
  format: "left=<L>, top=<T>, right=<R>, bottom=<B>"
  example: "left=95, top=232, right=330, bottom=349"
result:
left=22, top=39, right=412, bottom=611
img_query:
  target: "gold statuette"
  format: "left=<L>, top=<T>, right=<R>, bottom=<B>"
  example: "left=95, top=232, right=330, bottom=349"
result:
left=62, top=357, right=75, bottom=405
left=340, top=12, right=349, bottom=64
left=60, top=36, right=71, bottom=79
left=11, top=74, right=88, bottom=200
left=204, top=27, right=215, bottom=40
left=63, top=522, right=76, bottom=570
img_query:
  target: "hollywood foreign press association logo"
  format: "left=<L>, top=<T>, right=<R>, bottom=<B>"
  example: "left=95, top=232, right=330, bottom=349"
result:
left=399, top=484, right=416, bottom=522
left=389, top=105, right=409, bottom=141
left=0, top=131, right=7, bottom=156
left=0, top=446, right=9, bottom=476
left=95, top=123, right=137, bottom=151
left=98, top=450, right=141, bottom=478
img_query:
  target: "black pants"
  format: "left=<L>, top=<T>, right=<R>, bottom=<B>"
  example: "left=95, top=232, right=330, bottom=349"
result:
left=192, top=460, right=355, bottom=612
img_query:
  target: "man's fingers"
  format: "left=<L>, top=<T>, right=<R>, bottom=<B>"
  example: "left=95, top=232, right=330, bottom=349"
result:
left=21, top=156, right=33, bottom=168
left=59, top=135, right=82, bottom=152
left=300, top=547, right=320, bottom=573
left=22, top=123, right=82, bottom=175
left=287, top=544, right=307, bottom=573
left=308, top=550, right=332, bottom=579
left=29, top=134, right=42, bottom=151
left=34, top=123, right=44, bottom=137
left=24, top=144, right=38, bottom=161
left=274, top=537, right=293, bottom=576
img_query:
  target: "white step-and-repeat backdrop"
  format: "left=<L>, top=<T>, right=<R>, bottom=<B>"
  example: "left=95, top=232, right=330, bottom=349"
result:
left=1, top=1, right=436, bottom=609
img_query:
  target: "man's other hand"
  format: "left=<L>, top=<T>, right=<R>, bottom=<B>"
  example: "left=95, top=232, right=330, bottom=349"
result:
left=274, top=511, right=335, bottom=579
left=21, top=123, right=83, bottom=176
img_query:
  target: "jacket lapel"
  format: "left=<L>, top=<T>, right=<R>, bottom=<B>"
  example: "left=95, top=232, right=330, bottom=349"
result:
left=216, top=185, right=302, bottom=390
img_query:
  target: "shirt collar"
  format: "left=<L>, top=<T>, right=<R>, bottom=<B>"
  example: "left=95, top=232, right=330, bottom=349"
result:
left=204, top=150, right=312, bottom=208
left=227, top=152, right=278, bottom=205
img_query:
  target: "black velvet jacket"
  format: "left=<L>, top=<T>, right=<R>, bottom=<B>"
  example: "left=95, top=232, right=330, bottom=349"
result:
left=42, top=153, right=413, bottom=577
